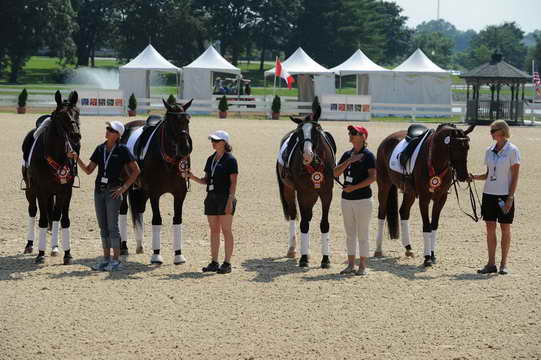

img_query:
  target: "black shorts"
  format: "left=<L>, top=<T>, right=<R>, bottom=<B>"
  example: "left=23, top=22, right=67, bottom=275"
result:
left=204, top=192, right=237, bottom=216
left=481, top=193, right=515, bottom=224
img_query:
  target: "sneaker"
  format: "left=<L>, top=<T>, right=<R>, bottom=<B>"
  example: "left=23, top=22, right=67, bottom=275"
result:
left=340, top=266, right=356, bottom=275
left=217, top=262, right=232, bottom=274
left=91, top=260, right=109, bottom=271
left=105, top=260, right=122, bottom=271
left=202, top=261, right=220, bottom=272
left=355, top=267, right=368, bottom=276
left=499, top=266, right=509, bottom=275
left=477, top=264, right=497, bottom=274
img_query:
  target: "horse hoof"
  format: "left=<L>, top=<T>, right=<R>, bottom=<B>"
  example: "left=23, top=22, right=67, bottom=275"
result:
left=50, top=247, right=60, bottom=257
left=150, top=254, right=163, bottom=265
left=405, top=250, right=415, bottom=258
left=35, top=255, right=45, bottom=264
left=423, top=256, right=432, bottom=267
left=373, top=251, right=383, bottom=258
left=63, top=255, right=73, bottom=265
left=120, top=248, right=129, bottom=256
left=298, top=255, right=309, bottom=268
left=174, top=254, right=186, bottom=265
left=320, top=261, right=331, bottom=269
left=430, top=255, right=437, bottom=264
left=24, top=246, right=33, bottom=254
left=286, top=247, right=296, bottom=258
left=136, top=246, right=144, bottom=254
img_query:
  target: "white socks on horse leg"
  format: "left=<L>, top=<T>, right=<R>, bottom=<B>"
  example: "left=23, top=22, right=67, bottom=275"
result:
left=300, top=233, right=310, bottom=256
left=134, top=214, right=144, bottom=248
left=288, top=220, right=296, bottom=249
left=51, top=221, right=60, bottom=248
left=400, top=220, right=411, bottom=248
left=320, top=232, right=330, bottom=256
left=38, top=227, right=47, bottom=251
left=375, top=218, right=385, bottom=252
left=423, top=232, right=432, bottom=256
left=431, top=230, right=437, bottom=254
left=118, top=214, right=128, bottom=243
left=61, top=228, right=70, bottom=251
left=152, top=225, right=161, bottom=251
left=27, top=216, right=35, bottom=242
left=172, top=224, right=182, bottom=252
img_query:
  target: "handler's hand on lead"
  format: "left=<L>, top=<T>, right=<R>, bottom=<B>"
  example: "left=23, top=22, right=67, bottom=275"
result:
left=67, top=151, right=78, bottom=160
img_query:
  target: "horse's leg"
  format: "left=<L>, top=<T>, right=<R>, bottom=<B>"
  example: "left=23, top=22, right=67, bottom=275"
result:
left=297, top=192, right=317, bottom=268
left=59, top=188, right=73, bottom=265
left=172, top=193, right=187, bottom=265
left=399, top=192, right=417, bottom=258
left=49, top=194, right=62, bottom=257
left=418, top=196, right=433, bottom=267
left=35, top=193, right=50, bottom=264
left=133, top=189, right=147, bottom=254
left=24, top=189, right=37, bottom=253
left=374, top=182, right=389, bottom=257
left=319, top=192, right=332, bottom=269
left=149, top=195, right=163, bottom=264
left=429, top=193, right=448, bottom=265
left=119, top=194, right=129, bottom=255
left=283, top=184, right=298, bottom=258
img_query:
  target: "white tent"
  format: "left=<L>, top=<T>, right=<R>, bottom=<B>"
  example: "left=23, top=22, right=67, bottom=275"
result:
left=182, top=45, right=241, bottom=100
left=369, top=48, right=451, bottom=106
left=119, top=44, right=180, bottom=105
left=330, top=49, right=390, bottom=95
left=264, top=47, right=335, bottom=101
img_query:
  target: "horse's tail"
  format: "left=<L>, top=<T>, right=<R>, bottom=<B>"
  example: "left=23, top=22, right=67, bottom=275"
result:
left=387, top=185, right=399, bottom=239
left=276, top=163, right=291, bottom=221
left=127, top=188, right=140, bottom=229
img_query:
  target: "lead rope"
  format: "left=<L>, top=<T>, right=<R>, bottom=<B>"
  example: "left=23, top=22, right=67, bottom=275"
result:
left=452, top=173, right=480, bottom=222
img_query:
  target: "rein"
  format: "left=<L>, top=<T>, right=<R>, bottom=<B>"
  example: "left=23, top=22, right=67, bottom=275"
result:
left=159, top=122, right=191, bottom=189
left=451, top=174, right=481, bottom=222
left=44, top=122, right=78, bottom=186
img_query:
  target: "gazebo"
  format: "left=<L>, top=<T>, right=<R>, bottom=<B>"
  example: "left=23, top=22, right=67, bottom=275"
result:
left=460, top=53, right=531, bottom=125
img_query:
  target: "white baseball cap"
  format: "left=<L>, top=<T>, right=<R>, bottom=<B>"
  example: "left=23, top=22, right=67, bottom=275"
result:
left=208, top=130, right=230, bottom=143
left=106, top=121, right=125, bottom=136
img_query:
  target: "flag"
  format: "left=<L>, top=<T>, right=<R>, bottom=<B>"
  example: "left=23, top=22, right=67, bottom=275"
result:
left=534, top=71, right=541, bottom=96
left=275, top=58, right=295, bottom=89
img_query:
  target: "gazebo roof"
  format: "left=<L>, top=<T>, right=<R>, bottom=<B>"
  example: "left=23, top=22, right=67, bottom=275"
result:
left=460, top=53, right=530, bottom=81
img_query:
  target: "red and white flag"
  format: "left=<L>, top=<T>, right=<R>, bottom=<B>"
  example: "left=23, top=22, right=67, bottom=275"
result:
left=275, top=58, right=295, bottom=89
left=533, top=71, right=541, bottom=96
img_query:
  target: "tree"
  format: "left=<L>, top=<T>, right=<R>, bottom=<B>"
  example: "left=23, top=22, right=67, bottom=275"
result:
left=415, top=19, right=476, bottom=53
left=413, top=32, right=454, bottom=68
left=526, top=33, right=541, bottom=73
left=1, top=0, right=77, bottom=83
left=375, top=1, right=413, bottom=66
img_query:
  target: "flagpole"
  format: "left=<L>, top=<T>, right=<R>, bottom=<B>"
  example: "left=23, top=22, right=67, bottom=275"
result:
left=273, top=56, right=278, bottom=97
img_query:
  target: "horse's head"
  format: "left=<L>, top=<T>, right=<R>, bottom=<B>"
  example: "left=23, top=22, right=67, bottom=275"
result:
left=290, top=105, right=322, bottom=164
left=162, top=98, right=193, bottom=158
left=52, top=90, right=81, bottom=143
left=435, top=123, right=475, bottom=182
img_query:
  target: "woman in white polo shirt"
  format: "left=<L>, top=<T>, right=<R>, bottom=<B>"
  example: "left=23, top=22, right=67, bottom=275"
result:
left=470, top=120, right=520, bottom=275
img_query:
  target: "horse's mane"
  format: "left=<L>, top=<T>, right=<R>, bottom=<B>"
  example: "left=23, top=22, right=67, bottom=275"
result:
left=436, top=123, right=457, bottom=132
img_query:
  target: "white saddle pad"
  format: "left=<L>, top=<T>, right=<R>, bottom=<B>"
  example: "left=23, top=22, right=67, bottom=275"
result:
left=277, top=134, right=295, bottom=166
left=389, top=130, right=430, bottom=175
left=127, top=125, right=160, bottom=161
left=24, top=119, right=52, bottom=167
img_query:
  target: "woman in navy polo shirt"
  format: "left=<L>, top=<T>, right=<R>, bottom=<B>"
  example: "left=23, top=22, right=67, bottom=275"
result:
left=334, top=125, right=376, bottom=276
left=188, top=130, right=238, bottom=274
left=74, top=121, right=140, bottom=271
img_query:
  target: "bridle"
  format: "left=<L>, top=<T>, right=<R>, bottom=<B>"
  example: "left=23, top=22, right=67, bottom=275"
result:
left=296, top=121, right=330, bottom=189
left=159, top=108, right=192, bottom=186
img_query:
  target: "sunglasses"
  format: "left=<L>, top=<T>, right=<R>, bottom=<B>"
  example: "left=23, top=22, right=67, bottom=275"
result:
left=490, top=128, right=501, bottom=134
left=349, top=130, right=358, bottom=136
left=210, top=138, right=223, bottom=143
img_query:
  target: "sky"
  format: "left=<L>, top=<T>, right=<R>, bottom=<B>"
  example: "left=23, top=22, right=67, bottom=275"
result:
left=391, top=0, right=540, bottom=33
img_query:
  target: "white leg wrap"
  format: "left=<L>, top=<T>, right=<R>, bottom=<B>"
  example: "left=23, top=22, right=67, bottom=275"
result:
left=288, top=220, right=296, bottom=248
left=320, top=232, right=330, bottom=256
left=431, top=230, right=437, bottom=254
left=152, top=225, right=161, bottom=251
left=119, top=214, right=128, bottom=243
left=61, top=228, right=70, bottom=250
left=51, top=221, right=60, bottom=248
left=423, top=232, right=432, bottom=256
left=172, top=224, right=182, bottom=252
left=27, top=216, right=35, bottom=241
left=300, top=232, right=310, bottom=256
left=400, top=220, right=411, bottom=248
left=38, top=227, right=47, bottom=251
left=135, top=214, right=144, bottom=248
left=375, top=218, right=385, bottom=252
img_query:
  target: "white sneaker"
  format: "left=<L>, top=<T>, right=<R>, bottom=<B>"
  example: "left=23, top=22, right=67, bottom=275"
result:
left=150, top=254, right=163, bottom=264
left=174, top=254, right=186, bottom=265
left=50, top=246, right=60, bottom=257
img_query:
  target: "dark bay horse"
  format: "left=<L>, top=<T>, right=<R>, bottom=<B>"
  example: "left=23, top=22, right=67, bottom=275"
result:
left=26, top=91, right=81, bottom=264
left=375, top=123, right=475, bottom=267
left=276, top=106, right=336, bottom=268
left=121, top=99, right=193, bottom=265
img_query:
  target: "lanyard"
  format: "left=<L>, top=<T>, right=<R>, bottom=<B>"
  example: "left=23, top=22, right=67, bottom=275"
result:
left=103, top=144, right=116, bottom=177
left=210, top=153, right=223, bottom=180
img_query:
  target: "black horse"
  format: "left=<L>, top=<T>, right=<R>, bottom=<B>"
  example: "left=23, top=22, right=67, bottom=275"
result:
left=276, top=106, right=336, bottom=268
left=26, top=91, right=81, bottom=264
left=121, top=99, right=193, bottom=265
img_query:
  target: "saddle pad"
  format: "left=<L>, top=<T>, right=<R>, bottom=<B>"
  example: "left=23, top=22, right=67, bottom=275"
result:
left=389, top=130, right=430, bottom=175
left=127, top=125, right=160, bottom=161
left=277, top=133, right=295, bottom=166
left=24, top=119, right=51, bottom=168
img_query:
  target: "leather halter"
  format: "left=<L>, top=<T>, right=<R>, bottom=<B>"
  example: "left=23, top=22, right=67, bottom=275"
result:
left=159, top=122, right=191, bottom=177
left=426, top=132, right=450, bottom=192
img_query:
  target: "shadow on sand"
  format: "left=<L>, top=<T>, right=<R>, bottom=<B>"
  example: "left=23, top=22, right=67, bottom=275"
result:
left=241, top=256, right=308, bottom=282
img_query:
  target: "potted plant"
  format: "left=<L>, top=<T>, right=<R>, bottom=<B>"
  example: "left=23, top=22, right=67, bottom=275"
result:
left=167, top=94, right=176, bottom=105
left=271, top=95, right=281, bottom=120
left=218, top=95, right=228, bottom=118
left=17, top=88, right=28, bottom=114
left=128, top=93, right=137, bottom=116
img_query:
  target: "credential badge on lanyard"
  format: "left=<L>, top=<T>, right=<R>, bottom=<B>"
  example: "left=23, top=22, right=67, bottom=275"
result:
left=209, top=153, right=221, bottom=191
left=101, top=144, right=116, bottom=184
left=490, top=150, right=499, bottom=182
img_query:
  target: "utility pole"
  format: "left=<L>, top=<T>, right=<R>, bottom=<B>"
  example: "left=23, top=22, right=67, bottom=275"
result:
left=437, top=0, right=440, bottom=20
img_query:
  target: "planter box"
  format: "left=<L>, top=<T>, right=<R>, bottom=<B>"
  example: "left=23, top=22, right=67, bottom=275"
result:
left=17, top=107, right=26, bottom=114
left=128, top=109, right=136, bottom=117
left=219, top=111, right=227, bottom=119
left=272, top=112, right=280, bottom=120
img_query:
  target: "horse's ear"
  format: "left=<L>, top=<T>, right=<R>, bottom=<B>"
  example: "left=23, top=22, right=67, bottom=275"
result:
left=313, top=105, right=321, bottom=122
left=290, top=116, right=302, bottom=124
left=183, top=99, right=193, bottom=111
left=464, top=124, right=475, bottom=135
left=162, top=99, right=172, bottom=112
left=55, top=90, right=62, bottom=106
left=69, top=91, right=78, bottom=106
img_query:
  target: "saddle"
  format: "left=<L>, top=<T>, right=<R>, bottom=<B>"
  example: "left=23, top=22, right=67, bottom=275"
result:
left=133, top=115, right=164, bottom=161
left=400, top=124, right=430, bottom=169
